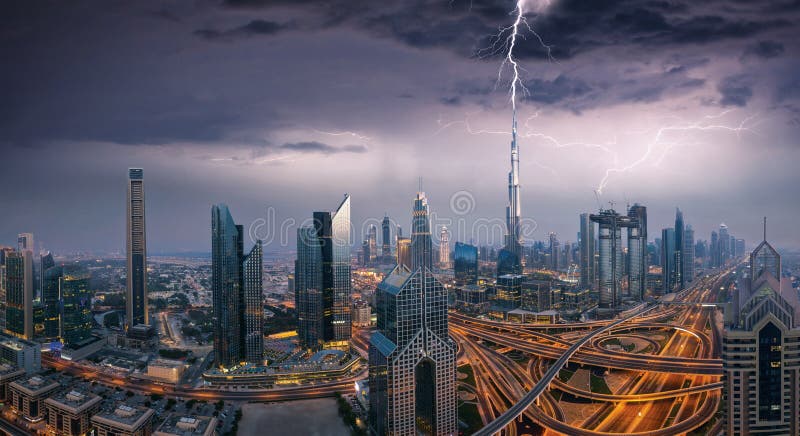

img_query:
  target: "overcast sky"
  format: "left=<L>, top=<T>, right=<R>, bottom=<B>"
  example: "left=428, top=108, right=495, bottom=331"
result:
left=1, top=0, right=799, bottom=254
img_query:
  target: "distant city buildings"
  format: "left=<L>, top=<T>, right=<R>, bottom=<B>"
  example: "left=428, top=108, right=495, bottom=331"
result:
left=453, top=242, right=478, bottom=286
left=126, top=168, right=148, bottom=329
left=211, top=204, right=264, bottom=368
left=5, top=250, right=33, bottom=339
left=579, top=213, right=595, bottom=290
left=439, top=226, right=450, bottom=268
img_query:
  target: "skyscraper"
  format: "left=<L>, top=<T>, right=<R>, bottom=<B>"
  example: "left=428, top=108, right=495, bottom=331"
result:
left=369, top=194, right=457, bottom=436
left=674, top=208, right=685, bottom=290
left=126, top=168, right=148, bottom=329
left=60, top=266, right=93, bottom=347
left=16, top=234, right=34, bottom=254
left=438, top=226, right=449, bottom=268
left=314, top=195, right=352, bottom=350
left=211, top=204, right=265, bottom=367
left=411, top=192, right=433, bottom=271
left=579, top=213, right=595, bottom=290
left=683, top=225, right=695, bottom=285
left=627, top=204, right=647, bottom=300
left=723, top=221, right=799, bottom=435
left=396, top=237, right=411, bottom=270
left=710, top=231, right=719, bottom=267
left=590, top=209, right=638, bottom=309
left=242, top=240, right=263, bottom=364
left=296, top=226, right=322, bottom=350
left=41, top=255, right=61, bottom=340
left=661, top=228, right=676, bottom=294
left=368, top=225, right=377, bottom=264
left=211, top=204, right=243, bottom=368
left=5, top=251, right=33, bottom=339
left=548, top=232, right=559, bottom=271
left=453, top=242, right=478, bottom=286
left=499, top=112, right=523, bottom=276
left=382, top=215, right=391, bottom=259
left=719, top=223, right=730, bottom=265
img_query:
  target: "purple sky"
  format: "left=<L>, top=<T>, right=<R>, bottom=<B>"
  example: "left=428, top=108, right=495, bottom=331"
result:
left=1, top=0, right=799, bottom=253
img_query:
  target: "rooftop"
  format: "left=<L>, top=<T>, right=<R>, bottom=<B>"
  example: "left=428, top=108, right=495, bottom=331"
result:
left=155, top=415, right=217, bottom=436
left=45, top=389, right=102, bottom=414
left=92, top=404, right=155, bottom=430
left=10, top=376, right=59, bottom=396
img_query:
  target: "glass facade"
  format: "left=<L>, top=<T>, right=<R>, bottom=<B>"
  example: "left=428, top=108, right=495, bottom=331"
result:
left=41, top=260, right=62, bottom=340
left=61, top=267, right=93, bottom=346
left=242, top=241, right=263, bottom=363
left=211, top=204, right=242, bottom=368
left=314, top=194, right=351, bottom=348
left=296, top=226, right=322, bottom=349
left=453, top=242, right=478, bottom=286
left=126, top=168, right=148, bottom=328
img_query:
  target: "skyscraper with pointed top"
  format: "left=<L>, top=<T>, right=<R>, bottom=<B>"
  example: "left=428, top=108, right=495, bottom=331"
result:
left=369, top=192, right=456, bottom=436
left=498, top=112, right=523, bottom=276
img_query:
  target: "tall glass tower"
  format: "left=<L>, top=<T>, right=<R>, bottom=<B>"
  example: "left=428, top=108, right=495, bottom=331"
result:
left=211, top=204, right=243, bottom=368
left=312, top=195, right=352, bottom=349
left=627, top=204, right=647, bottom=300
left=454, top=242, right=478, bottom=286
left=5, top=251, right=33, bottom=339
left=296, top=226, right=322, bottom=349
left=126, top=168, right=148, bottom=329
left=369, top=193, right=457, bottom=436
left=579, top=213, right=595, bottom=290
left=674, top=208, right=685, bottom=290
left=41, top=256, right=62, bottom=340
left=499, top=113, right=523, bottom=276
left=381, top=215, right=391, bottom=259
left=242, top=240, right=264, bottom=364
left=61, top=266, right=93, bottom=346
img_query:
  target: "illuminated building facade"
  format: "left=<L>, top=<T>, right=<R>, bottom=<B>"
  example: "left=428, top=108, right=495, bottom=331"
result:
left=453, top=242, right=478, bottom=286
left=126, top=168, right=148, bottom=329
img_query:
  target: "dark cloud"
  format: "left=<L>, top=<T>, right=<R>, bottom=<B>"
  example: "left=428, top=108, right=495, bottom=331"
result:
left=524, top=75, right=593, bottom=105
left=718, top=75, right=754, bottom=106
left=742, top=40, right=785, bottom=59
left=194, top=19, right=293, bottom=41
left=280, top=141, right=367, bottom=154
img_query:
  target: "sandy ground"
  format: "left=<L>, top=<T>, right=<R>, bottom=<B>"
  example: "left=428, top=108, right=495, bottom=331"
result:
left=239, top=399, right=350, bottom=436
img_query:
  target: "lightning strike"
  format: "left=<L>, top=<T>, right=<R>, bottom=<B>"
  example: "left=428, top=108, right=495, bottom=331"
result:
left=313, top=129, right=372, bottom=142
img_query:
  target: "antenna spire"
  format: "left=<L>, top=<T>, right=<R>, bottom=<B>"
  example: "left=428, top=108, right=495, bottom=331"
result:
left=763, top=216, right=767, bottom=241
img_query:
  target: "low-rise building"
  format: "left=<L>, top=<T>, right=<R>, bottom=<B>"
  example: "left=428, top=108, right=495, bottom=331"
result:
left=146, top=359, right=186, bottom=384
left=0, top=334, right=41, bottom=373
left=351, top=300, right=371, bottom=327
left=8, top=375, right=60, bottom=422
left=0, top=363, right=25, bottom=401
left=154, top=415, right=217, bottom=436
left=44, top=389, right=102, bottom=435
left=92, top=404, right=155, bottom=436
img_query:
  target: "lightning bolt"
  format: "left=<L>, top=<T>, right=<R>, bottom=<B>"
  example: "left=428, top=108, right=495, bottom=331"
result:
left=313, top=129, right=371, bottom=142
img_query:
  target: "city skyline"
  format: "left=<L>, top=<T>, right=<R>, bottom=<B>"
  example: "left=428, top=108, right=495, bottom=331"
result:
left=2, top=1, right=800, bottom=252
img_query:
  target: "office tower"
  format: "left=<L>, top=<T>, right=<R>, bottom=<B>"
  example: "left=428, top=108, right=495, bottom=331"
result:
left=710, top=231, right=719, bottom=267
left=499, top=112, right=523, bottom=277
left=736, top=238, right=745, bottom=259
left=242, top=241, right=263, bottom=364
left=16, top=234, right=34, bottom=254
left=718, top=223, right=730, bottom=265
left=361, top=240, right=370, bottom=266
left=211, top=204, right=243, bottom=368
left=369, top=194, right=457, bottom=436
left=627, top=204, right=647, bottom=300
left=296, top=226, right=322, bottom=350
left=126, top=168, right=148, bottom=329
left=683, top=225, right=695, bottom=285
left=674, top=208, right=684, bottom=291
left=368, top=225, right=377, bottom=263
left=453, top=242, right=478, bottom=286
left=313, top=195, right=352, bottom=349
left=5, top=252, right=33, bottom=339
left=654, top=237, right=662, bottom=267
left=41, top=257, right=62, bottom=340
left=590, top=209, right=638, bottom=309
left=579, top=213, right=595, bottom=289
left=723, top=221, right=799, bottom=435
left=396, top=237, right=411, bottom=270
left=661, top=228, right=676, bottom=294
left=60, top=266, right=93, bottom=347
left=438, top=226, right=450, bottom=268
left=397, top=225, right=403, bottom=238
left=411, top=192, right=433, bottom=271
left=382, top=215, right=391, bottom=259
left=547, top=232, right=559, bottom=271
left=496, top=274, right=522, bottom=309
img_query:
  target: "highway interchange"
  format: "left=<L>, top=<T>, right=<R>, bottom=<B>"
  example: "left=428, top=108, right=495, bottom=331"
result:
left=36, top=267, right=735, bottom=435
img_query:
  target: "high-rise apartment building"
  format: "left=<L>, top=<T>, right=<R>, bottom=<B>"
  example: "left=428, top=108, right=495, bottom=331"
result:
left=295, top=195, right=352, bottom=350
left=548, top=232, right=559, bottom=271
left=126, top=168, right=148, bottom=329
left=41, top=254, right=61, bottom=340
left=369, top=193, right=456, bottom=436
left=674, top=208, right=685, bottom=291
left=723, top=222, right=800, bottom=435
left=61, top=266, right=93, bottom=347
left=368, top=225, right=377, bottom=264
left=590, top=209, right=638, bottom=309
left=211, top=204, right=264, bottom=368
left=683, top=225, right=695, bottom=285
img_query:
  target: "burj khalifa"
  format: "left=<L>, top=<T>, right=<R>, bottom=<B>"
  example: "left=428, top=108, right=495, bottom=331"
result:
left=498, top=111, right=523, bottom=275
